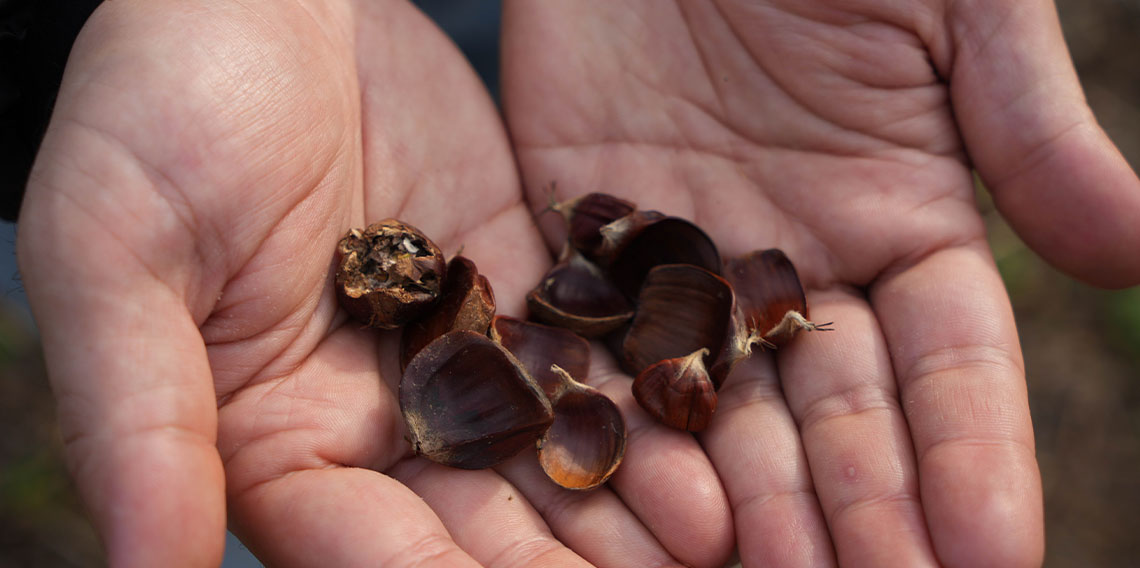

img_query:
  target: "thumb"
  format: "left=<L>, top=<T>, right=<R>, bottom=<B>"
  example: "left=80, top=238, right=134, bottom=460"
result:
left=946, top=0, right=1140, bottom=288
left=19, top=147, right=226, bottom=567
left=17, top=38, right=226, bottom=568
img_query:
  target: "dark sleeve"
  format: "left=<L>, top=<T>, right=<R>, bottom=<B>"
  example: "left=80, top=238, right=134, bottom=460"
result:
left=0, top=0, right=102, bottom=221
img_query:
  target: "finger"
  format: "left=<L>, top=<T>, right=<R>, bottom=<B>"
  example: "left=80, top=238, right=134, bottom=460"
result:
left=598, top=373, right=735, bottom=567
left=234, top=468, right=480, bottom=568
left=871, top=244, right=1043, bottom=568
left=18, top=218, right=224, bottom=566
left=501, top=350, right=736, bottom=568
left=944, top=0, right=1140, bottom=286
left=390, top=460, right=592, bottom=567
left=495, top=451, right=680, bottom=567
left=701, top=348, right=835, bottom=567
left=778, top=289, right=938, bottom=566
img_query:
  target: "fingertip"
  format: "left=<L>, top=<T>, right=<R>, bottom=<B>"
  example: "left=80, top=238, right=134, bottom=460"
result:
left=921, top=444, right=1044, bottom=568
left=90, top=430, right=227, bottom=568
left=607, top=402, right=737, bottom=568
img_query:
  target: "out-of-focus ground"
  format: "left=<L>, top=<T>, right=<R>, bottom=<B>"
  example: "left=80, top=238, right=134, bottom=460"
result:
left=2, top=1, right=1138, bottom=566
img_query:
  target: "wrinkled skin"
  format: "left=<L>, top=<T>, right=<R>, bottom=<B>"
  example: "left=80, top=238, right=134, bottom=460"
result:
left=17, top=1, right=1140, bottom=567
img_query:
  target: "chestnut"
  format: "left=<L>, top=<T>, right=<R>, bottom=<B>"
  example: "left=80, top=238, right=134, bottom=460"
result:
left=399, top=330, right=553, bottom=469
left=723, top=249, right=832, bottom=346
left=594, top=209, right=667, bottom=266
left=537, top=365, right=627, bottom=490
left=335, top=220, right=446, bottom=329
left=526, top=248, right=633, bottom=338
left=489, top=315, right=590, bottom=398
left=620, top=263, right=735, bottom=377
left=605, top=216, right=721, bottom=299
left=400, top=255, right=496, bottom=370
left=549, top=192, right=636, bottom=261
left=632, top=349, right=717, bottom=432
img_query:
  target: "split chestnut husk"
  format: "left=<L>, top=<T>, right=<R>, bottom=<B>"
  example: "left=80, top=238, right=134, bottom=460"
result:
left=594, top=209, right=666, bottom=266
left=538, top=365, right=627, bottom=490
left=632, top=348, right=717, bottom=432
left=527, top=248, right=633, bottom=338
left=620, top=263, right=735, bottom=376
left=605, top=216, right=721, bottom=298
left=335, top=220, right=446, bottom=329
left=400, top=256, right=496, bottom=370
left=490, top=315, right=590, bottom=398
left=400, top=330, right=553, bottom=469
left=549, top=192, right=636, bottom=261
left=723, top=249, right=832, bottom=346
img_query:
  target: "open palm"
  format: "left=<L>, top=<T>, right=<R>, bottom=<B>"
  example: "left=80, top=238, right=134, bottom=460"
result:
left=19, top=1, right=733, bottom=566
left=17, top=1, right=1140, bottom=567
left=502, top=1, right=1140, bottom=567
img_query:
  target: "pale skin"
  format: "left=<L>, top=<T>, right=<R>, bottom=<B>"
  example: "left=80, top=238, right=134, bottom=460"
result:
left=15, top=0, right=1140, bottom=567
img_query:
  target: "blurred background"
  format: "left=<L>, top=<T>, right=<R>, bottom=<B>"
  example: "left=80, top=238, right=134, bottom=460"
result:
left=2, top=1, right=1137, bottom=566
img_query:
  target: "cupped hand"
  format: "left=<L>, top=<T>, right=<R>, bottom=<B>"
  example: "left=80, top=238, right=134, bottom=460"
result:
left=17, top=1, right=733, bottom=567
left=502, top=1, right=1140, bottom=567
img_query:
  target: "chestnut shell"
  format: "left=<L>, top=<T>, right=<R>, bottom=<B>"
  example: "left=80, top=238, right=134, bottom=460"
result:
left=490, top=315, right=591, bottom=399
left=526, top=250, right=633, bottom=338
left=723, top=249, right=829, bottom=346
left=607, top=216, right=721, bottom=298
left=400, top=255, right=496, bottom=370
left=620, top=264, right=735, bottom=376
left=557, top=192, right=636, bottom=261
left=400, top=330, right=553, bottom=469
left=538, top=366, right=627, bottom=490
left=632, top=349, right=717, bottom=432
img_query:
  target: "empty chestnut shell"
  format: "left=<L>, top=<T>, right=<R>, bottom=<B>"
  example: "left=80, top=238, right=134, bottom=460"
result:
left=632, top=348, right=717, bottom=432
left=594, top=209, right=667, bottom=266
left=490, top=315, right=591, bottom=398
left=550, top=192, right=636, bottom=261
left=620, top=263, right=735, bottom=376
left=606, top=216, right=721, bottom=299
left=400, top=330, right=553, bottom=469
left=400, top=256, right=496, bottom=370
left=723, top=249, right=831, bottom=346
left=538, top=365, right=627, bottom=490
left=335, top=220, right=446, bottom=329
left=526, top=248, right=633, bottom=338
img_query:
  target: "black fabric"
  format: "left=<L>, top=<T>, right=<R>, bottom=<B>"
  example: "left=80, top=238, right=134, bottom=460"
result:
left=0, top=0, right=102, bottom=221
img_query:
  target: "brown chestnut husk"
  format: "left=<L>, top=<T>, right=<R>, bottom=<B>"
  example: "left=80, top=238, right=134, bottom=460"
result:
left=632, top=348, right=717, bottom=432
left=526, top=248, right=633, bottom=338
left=335, top=220, right=446, bottom=329
left=400, top=330, right=553, bottom=469
left=594, top=209, right=667, bottom=266
left=549, top=192, right=636, bottom=261
left=538, top=365, right=627, bottom=490
left=605, top=216, right=721, bottom=299
left=620, top=263, right=735, bottom=377
left=723, top=249, right=832, bottom=347
left=490, top=315, right=591, bottom=398
left=400, top=255, right=496, bottom=370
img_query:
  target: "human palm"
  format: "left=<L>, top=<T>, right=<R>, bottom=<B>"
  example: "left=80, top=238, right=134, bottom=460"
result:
left=17, top=0, right=1140, bottom=567
left=20, top=1, right=730, bottom=566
